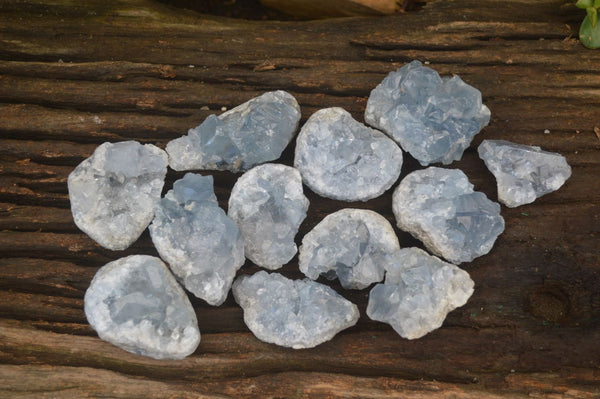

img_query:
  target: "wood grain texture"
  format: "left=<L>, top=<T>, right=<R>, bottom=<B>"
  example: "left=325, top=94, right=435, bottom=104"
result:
left=0, top=0, right=599, bottom=397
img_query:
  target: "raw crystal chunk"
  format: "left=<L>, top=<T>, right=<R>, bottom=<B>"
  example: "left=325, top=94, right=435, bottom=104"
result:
left=166, top=91, right=301, bottom=172
left=299, top=209, right=400, bottom=289
left=84, top=255, right=200, bottom=359
left=68, top=141, right=168, bottom=251
left=294, top=107, right=403, bottom=201
left=367, top=248, right=474, bottom=339
left=232, top=271, right=359, bottom=349
left=228, top=164, right=309, bottom=270
left=478, top=140, right=572, bottom=207
left=365, top=60, right=491, bottom=166
left=149, top=173, right=245, bottom=306
left=392, top=167, right=504, bottom=264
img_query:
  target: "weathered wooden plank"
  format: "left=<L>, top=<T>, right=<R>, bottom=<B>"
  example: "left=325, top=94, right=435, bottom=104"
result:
left=1, top=0, right=599, bottom=397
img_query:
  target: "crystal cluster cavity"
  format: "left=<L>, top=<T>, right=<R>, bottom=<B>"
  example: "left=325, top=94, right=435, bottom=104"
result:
left=68, top=141, right=168, bottom=250
left=365, top=60, right=491, bottom=166
left=478, top=140, right=572, bottom=207
left=84, top=255, right=201, bottom=359
left=167, top=91, right=301, bottom=172
left=294, top=107, right=403, bottom=201
left=232, top=271, right=359, bottom=349
left=299, top=209, right=400, bottom=289
left=228, top=164, right=309, bottom=269
left=393, top=167, right=505, bottom=264
left=149, top=173, right=245, bottom=306
left=367, top=248, right=474, bottom=339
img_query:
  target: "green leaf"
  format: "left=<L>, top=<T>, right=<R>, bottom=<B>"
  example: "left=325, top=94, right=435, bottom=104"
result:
left=576, top=0, right=593, bottom=9
left=594, top=0, right=600, bottom=8
left=580, top=14, right=600, bottom=48
left=587, top=7, right=598, bottom=27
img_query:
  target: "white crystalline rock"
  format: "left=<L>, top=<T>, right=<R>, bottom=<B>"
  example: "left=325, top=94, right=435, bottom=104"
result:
left=299, top=209, right=400, bottom=289
left=478, top=139, right=572, bottom=207
left=365, top=60, right=491, bottom=166
left=149, top=173, right=245, bottom=306
left=84, top=255, right=200, bottom=359
left=232, top=271, right=359, bottom=349
left=68, top=141, right=168, bottom=251
left=228, top=164, right=309, bottom=270
left=392, top=167, right=505, bottom=264
left=294, top=107, right=403, bottom=201
left=367, top=247, right=474, bottom=339
left=166, top=91, right=301, bottom=172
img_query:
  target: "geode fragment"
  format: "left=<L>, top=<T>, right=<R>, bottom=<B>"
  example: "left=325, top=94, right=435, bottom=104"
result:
left=149, top=173, right=245, bottom=306
left=478, top=139, right=572, bottom=207
left=84, top=255, right=200, bottom=359
left=167, top=91, right=301, bottom=172
left=299, top=209, right=400, bottom=289
left=228, top=164, right=309, bottom=269
left=392, top=167, right=504, bottom=264
left=232, top=271, right=359, bottom=349
left=68, top=141, right=168, bottom=250
left=365, top=60, right=491, bottom=166
left=294, top=107, right=403, bottom=201
left=367, top=248, right=474, bottom=339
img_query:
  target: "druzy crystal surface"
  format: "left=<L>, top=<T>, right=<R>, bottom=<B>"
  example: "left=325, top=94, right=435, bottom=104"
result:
left=167, top=91, right=301, bottom=172
left=367, top=248, right=474, bottom=339
left=232, top=271, right=359, bottom=349
left=149, top=173, right=245, bottom=306
left=365, top=60, right=491, bottom=166
left=68, top=141, right=168, bottom=251
left=228, top=164, right=309, bottom=270
left=393, top=167, right=505, bottom=264
left=294, top=107, right=403, bottom=201
left=299, top=209, right=400, bottom=289
left=478, top=140, right=572, bottom=207
left=84, top=255, right=200, bottom=359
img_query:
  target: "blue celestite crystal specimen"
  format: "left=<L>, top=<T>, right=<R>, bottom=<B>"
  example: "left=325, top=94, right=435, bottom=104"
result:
left=68, top=141, right=168, bottom=251
left=228, top=164, right=309, bottom=270
left=299, top=209, right=400, bottom=289
left=166, top=91, right=301, bottom=172
left=478, top=140, right=572, bottom=207
left=84, top=255, right=201, bottom=359
left=367, top=248, right=474, bottom=339
left=149, top=173, right=245, bottom=306
left=392, top=167, right=505, bottom=264
left=365, top=60, right=491, bottom=166
left=232, top=271, right=359, bottom=349
left=294, top=107, right=403, bottom=201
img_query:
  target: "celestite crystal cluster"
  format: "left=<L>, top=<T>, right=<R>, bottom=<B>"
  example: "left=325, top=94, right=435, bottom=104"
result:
left=69, top=62, right=572, bottom=359
left=232, top=271, right=359, bottom=349
left=228, top=163, right=309, bottom=270
left=478, top=140, right=572, bottom=207
left=167, top=91, right=301, bottom=172
left=365, top=60, right=491, bottom=166
left=299, top=209, right=400, bottom=289
left=149, top=173, right=245, bottom=306
left=294, top=107, right=403, bottom=201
